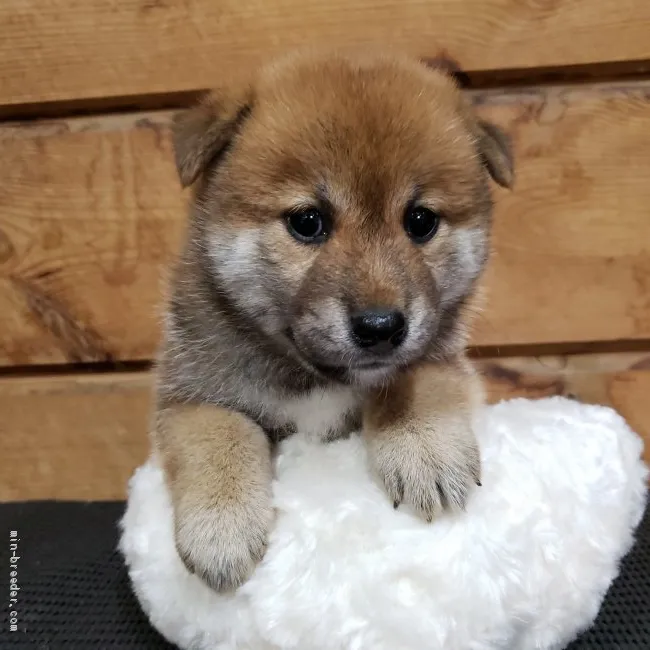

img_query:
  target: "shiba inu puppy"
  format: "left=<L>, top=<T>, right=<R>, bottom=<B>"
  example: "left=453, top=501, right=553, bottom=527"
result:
left=153, top=49, right=513, bottom=591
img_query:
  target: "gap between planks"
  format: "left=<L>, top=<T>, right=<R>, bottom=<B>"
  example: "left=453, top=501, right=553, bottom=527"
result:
left=1, top=60, right=649, bottom=122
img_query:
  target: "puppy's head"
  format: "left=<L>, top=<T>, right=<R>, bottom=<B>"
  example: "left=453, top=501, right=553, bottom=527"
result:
left=173, top=50, right=513, bottom=386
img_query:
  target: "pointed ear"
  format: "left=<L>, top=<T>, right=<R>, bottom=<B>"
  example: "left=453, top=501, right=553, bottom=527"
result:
left=422, top=55, right=471, bottom=88
left=172, top=88, right=253, bottom=187
left=473, top=119, right=514, bottom=189
left=424, top=63, right=514, bottom=189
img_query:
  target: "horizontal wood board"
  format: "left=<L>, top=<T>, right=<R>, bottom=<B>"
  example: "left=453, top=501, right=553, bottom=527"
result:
left=2, top=0, right=650, bottom=107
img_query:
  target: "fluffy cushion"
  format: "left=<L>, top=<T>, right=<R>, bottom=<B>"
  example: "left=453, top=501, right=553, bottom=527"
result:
left=119, top=397, right=648, bottom=650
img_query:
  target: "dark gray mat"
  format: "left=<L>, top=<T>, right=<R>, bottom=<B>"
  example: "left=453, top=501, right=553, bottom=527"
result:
left=0, top=500, right=647, bottom=649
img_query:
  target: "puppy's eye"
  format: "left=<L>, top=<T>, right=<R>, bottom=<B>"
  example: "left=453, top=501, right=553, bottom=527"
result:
left=286, top=207, right=329, bottom=244
left=403, top=205, right=441, bottom=244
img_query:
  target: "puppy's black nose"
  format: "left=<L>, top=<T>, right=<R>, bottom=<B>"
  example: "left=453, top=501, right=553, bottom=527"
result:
left=351, top=309, right=406, bottom=350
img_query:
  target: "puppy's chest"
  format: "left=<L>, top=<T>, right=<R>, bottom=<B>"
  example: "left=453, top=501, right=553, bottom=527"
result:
left=260, top=386, right=362, bottom=442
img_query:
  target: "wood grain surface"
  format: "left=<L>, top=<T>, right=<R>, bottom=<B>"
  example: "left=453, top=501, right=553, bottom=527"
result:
left=472, top=82, right=650, bottom=346
left=2, top=82, right=650, bottom=365
left=1, top=0, right=650, bottom=107
left=1, top=352, right=648, bottom=500
left=0, top=372, right=152, bottom=501
left=0, top=113, right=183, bottom=365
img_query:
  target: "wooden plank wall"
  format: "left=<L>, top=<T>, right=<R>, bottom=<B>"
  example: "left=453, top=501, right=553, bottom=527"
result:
left=1, top=0, right=649, bottom=500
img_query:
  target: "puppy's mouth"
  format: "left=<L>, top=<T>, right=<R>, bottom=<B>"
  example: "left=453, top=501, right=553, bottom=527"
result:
left=284, top=327, right=397, bottom=381
left=348, top=360, right=393, bottom=370
left=312, top=360, right=397, bottom=385
left=316, top=359, right=394, bottom=373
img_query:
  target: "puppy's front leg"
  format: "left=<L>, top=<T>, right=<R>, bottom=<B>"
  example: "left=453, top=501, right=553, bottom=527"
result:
left=153, top=404, right=273, bottom=591
left=363, top=360, right=482, bottom=521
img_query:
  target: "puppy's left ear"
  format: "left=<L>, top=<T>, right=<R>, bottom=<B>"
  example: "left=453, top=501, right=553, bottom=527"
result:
left=473, top=119, right=514, bottom=189
left=423, top=59, right=514, bottom=188
left=172, top=87, right=253, bottom=187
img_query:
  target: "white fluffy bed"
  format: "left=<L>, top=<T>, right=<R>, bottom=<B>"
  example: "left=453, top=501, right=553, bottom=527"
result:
left=120, top=397, right=648, bottom=650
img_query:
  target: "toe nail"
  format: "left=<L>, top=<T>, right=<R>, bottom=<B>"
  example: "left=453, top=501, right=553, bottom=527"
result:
left=393, top=500, right=400, bottom=509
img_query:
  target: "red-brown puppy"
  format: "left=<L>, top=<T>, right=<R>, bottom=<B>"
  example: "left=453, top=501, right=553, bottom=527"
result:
left=154, top=49, right=513, bottom=592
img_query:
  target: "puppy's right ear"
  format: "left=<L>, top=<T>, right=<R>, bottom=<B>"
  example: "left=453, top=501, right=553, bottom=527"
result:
left=172, top=88, right=253, bottom=187
left=474, top=119, right=514, bottom=189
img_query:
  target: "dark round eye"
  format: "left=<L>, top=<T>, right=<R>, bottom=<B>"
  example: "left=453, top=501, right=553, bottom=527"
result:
left=403, top=205, right=441, bottom=243
left=286, top=207, right=328, bottom=243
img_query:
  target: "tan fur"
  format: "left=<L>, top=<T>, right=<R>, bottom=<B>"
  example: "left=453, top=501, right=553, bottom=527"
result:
left=154, top=404, right=273, bottom=591
left=363, top=359, right=484, bottom=520
left=154, top=48, right=513, bottom=592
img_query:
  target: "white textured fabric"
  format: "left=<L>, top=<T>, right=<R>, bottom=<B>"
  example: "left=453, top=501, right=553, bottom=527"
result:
left=119, top=397, right=648, bottom=650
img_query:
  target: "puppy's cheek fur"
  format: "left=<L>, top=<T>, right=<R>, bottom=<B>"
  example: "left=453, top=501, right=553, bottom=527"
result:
left=262, top=222, right=319, bottom=295
left=441, top=224, right=489, bottom=306
left=207, top=226, right=269, bottom=310
left=402, top=294, right=438, bottom=354
left=291, top=296, right=354, bottom=364
left=207, top=223, right=316, bottom=334
left=265, top=230, right=361, bottom=364
left=419, top=222, right=488, bottom=309
left=455, top=224, right=489, bottom=281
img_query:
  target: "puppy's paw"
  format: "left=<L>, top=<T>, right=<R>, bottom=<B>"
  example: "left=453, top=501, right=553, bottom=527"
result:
left=174, top=497, right=273, bottom=592
left=368, top=418, right=481, bottom=521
